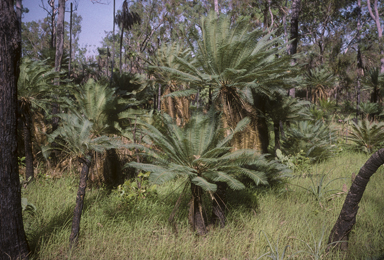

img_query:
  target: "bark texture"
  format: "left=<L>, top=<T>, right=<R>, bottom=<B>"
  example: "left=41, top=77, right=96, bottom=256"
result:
left=69, top=156, right=92, bottom=247
left=288, top=0, right=301, bottom=98
left=0, top=1, right=30, bottom=258
left=328, top=148, right=384, bottom=251
left=212, top=182, right=227, bottom=228
left=188, top=183, right=207, bottom=235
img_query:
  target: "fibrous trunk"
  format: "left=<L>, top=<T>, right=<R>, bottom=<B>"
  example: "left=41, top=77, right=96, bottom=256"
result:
left=0, top=1, right=30, bottom=258
left=188, top=183, right=207, bottom=235
left=328, top=148, right=384, bottom=251
left=69, top=155, right=92, bottom=247
left=212, top=182, right=227, bottom=228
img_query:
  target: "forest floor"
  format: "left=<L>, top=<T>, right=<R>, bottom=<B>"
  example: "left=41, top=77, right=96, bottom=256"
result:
left=22, top=150, right=384, bottom=259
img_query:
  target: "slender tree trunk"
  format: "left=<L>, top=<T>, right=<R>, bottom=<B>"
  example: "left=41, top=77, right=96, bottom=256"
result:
left=50, top=0, right=56, bottom=50
left=356, top=0, right=363, bottom=122
left=212, top=182, right=227, bottom=228
left=0, top=1, right=30, bottom=258
left=110, top=0, right=116, bottom=85
left=328, top=148, right=384, bottom=251
left=68, top=2, right=73, bottom=78
left=53, top=0, right=65, bottom=132
left=23, top=113, right=34, bottom=182
left=214, top=0, right=219, bottom=14
left=367, top=0, right=384, bottom=73
left=69, top=155, right=92, bottom=247
left=189, top=183, right=207, bottom=235
left=288, top=0, right=301, bottom=98
left=119, top=26, right=124, bottom=73
left=274, top=121, right=281, bottom=152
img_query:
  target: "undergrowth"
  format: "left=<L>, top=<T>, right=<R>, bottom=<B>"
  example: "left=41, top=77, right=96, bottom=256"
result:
left=22, top=150, right=384, bottom=259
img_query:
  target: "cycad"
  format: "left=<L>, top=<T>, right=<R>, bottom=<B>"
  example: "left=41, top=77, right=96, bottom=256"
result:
left=282, top=120, right=337, bottom=162
left=43, top=113, right=122, bottom=247
left=126, top=109, right=287, bottom=234
left=68, top=79, right=121, bottom=136
left=148, top=43, right=194, bottom=125
left=152, top=12, right=296, bottom=152
left=18, top=58, right=59, bottom=181
left=303, top=68, right=335, bottom=103
left=348, top=118, right=384, bottom=153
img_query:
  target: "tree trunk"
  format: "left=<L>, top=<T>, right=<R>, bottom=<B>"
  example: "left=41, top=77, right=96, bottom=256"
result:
left=119, top=25, right=124, bottom=73
left=110, top=0, right=116, bottom=84
left=68, top=2, right=73, bottom=78
left=69, top=155, right=92, bottom=247
left=328, top=148, right=384, bottom=251
left=23, top=113, right=34, bottom=182
left=53, top=0, right=65, bottom=131
left=188, top=183, right=207, bottom=235
left=254, top=94, right=269, bottom=154
left=366, top=0, right=384, bottom=73
left=274, top=120, right=280, bottom=152
left=288, top=0, right=301, bottom=98
left=356, top=0, right=363, bottom=122
left=212, top=182, right=227, bottom=228
left=0, top=1, right=30, bottom=258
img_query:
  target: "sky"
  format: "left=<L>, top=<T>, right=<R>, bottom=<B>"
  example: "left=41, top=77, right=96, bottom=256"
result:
left=23, top=0, right=125, bottom=56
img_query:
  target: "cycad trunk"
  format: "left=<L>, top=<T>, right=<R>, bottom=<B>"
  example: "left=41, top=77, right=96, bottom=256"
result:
left=69, top=155, right=92, bottom=247
left=23, top=113, right=34, bottom=181
left=188, top=183, right=207, bottom=235
left=328, top=148, right=384, bottom=251
left=161, top=84, right=190, bottom=126
left=212, top=182, right=227, bottom=228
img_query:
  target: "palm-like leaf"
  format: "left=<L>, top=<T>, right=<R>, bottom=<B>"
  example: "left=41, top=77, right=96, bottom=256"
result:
left=303, top=68, right=335, bottom=103
left=149, top=12, right=297, bottom=150
left=348, top=119, right=384, bottom=153
left=282, top=120, right=337, bottom=161
left=126, top=110, right=284, bottom=192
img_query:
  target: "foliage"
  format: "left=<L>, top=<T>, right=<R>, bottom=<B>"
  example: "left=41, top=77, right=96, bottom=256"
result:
left=359, top=101, right=380, bottom=118
left=42, top=113, right=122, bottom=159
left=303, top=68, right=336, bottom=104
left=18, top=58, right=60, bottom=115
left=348, top=118, right=384, bottom=153
left=126, top=109, right=279, bottom=192
left=111, top=172, right=157, bottom=204
left=257, top=231, right=294, bottom=260
left=275, top=149, right=312, bottom=174
left=290, top=171, right=346, bottom=206
left=282, top=120, right=337, bottom=162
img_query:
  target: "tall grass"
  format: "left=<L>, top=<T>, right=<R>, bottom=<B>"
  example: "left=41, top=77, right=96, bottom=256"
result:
left=22, top=151, right=384, bottom=259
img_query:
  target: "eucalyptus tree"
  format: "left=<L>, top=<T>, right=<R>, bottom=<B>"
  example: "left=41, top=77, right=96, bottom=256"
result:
left=127, top=109, right=287, bottom=234
left=43, top=114, right=122, bottom=247
left=0, top=0, right=30, bottom=258
left=153, top=12, right=297, bottom=153
left=18, top=58, right=59, bottom=181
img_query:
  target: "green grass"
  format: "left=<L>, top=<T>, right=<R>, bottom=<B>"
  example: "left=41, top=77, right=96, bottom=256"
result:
left=22, top=150, right=384, bottom=259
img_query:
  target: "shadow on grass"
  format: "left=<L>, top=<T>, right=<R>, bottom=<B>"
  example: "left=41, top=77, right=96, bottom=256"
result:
left=26, top=189, right=108, bottom=259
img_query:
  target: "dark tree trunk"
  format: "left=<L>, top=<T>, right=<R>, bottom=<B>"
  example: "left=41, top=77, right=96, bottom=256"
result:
left=23, top=113, right=34, bottom=182
left=288, top=0, right=301, bottom=98
left=212, top=182, right=227, bottom=228
left=119, top=26, right=124, bottom=73
left=188, top=183, right=207, bottom=235
left=328, top=148, right=384, bottom=251
left=0, top=1, right=30, bottom=258
left=68, top=2, right=72, bottom=78
left=254, top=95, right=269, bottom=154
left=110, top=0, right=116, bottom=84
left=356, top=0, right=363, bottom=122
left=274, top=121, right=280, bottom=152
left=69, top=155, right=92, bottom=247
left=53, top=0, right=65, bottom=132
